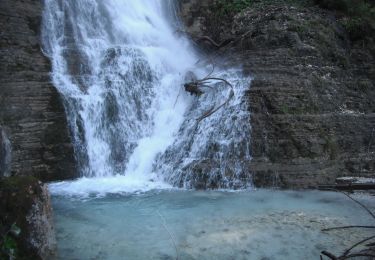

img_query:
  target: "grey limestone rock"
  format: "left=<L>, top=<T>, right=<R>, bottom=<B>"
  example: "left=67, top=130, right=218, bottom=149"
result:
left=178, top=1, right=375, bottom=188
left=0, top=0, right=76, bottom=181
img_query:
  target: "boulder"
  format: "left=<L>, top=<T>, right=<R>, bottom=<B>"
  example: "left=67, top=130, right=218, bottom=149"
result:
left=0, top=176, right=56, bottom=260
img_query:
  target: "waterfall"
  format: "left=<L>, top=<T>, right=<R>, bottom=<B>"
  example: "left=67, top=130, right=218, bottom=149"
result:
left=42, top=0, right=252, bottom=195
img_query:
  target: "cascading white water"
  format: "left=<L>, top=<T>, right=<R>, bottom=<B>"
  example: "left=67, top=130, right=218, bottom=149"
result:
left=42, top=0, right=252, bottom=195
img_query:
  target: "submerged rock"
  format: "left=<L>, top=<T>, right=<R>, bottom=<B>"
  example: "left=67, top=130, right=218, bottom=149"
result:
left=0, top=176, right=56, bottom=260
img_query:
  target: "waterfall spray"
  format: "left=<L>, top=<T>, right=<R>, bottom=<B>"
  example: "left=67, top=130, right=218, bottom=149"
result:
left=43, top=0, right=252, bottom=195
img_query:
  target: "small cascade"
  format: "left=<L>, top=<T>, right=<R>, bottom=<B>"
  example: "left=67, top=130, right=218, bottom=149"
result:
left=0, top=128, right=11, bottom=177
left=42, top=0, right=252, bottom=194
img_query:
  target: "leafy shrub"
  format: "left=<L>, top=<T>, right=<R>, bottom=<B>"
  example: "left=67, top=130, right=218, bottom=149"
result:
left=214, top=0, right=255, bottom=16
left=0, top=223, right=21, bottom=259
left=315, top=0, right=375, bottom=41
left=314, top=0, right=374, bottom=17
left=314, top=0, right=350, bottom=12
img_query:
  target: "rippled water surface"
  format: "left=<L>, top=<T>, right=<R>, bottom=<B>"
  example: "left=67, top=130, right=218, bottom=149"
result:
left=52, top=190, right=374, bottom=259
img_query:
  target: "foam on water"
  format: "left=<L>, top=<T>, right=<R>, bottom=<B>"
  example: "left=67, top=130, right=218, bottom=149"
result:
left=49, top=176, right=173, bottom=198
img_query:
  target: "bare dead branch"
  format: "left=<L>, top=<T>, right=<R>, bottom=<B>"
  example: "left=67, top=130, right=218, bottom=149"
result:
left=320, top=189, right=375, bottom=260
left=196, top=89, right=234, bottom=123
left=173, top=87, right=182, bottom=108
left=194, top=77, right=234, bottom=123
left=184, top=82, right=204, bottom=96
left=157, top=210, right=179, bottom=260
left=342, top=235, right=375, bottom=257
left=195, top=35, right=234, bottom=49
left=321, top=251, right=338, bottom=260
left=201, top=58, right=215, bottom=80
left=322, top=225, right=375, bottom=231
left=340, top=253, right=375, bottom=259
left=322, top=188, right=375, bottom=219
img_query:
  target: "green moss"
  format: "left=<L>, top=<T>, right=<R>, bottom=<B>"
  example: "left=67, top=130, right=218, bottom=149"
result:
left=357, top=79, right=373, bottom=92
left=315, top=0, right=374, bottom=15
left=315, top=0, right=375, bottom=41
left=280, top=105, right=291, bottom=114
left=340, top=17, right=373, bottom=41
left=0, top=176, right=39, bottom=191
left=0, top=176, right=42, bottom=260
left=323, top=136, right=338, bottom=160
left=213, top=0, right=314, bottom=17
left=1, top=224, right=20, bottom=260
left=214, top=0, right=254, bottom=16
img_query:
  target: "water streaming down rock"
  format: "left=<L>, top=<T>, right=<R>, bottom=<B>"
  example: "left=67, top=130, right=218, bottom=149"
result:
left=42, top=0, right=252, bottom=193
left=0, top=128, right=12, bottom=177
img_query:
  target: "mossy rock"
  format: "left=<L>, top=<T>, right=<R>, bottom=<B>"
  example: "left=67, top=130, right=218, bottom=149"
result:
left=0, top=176, right=51, bottom=260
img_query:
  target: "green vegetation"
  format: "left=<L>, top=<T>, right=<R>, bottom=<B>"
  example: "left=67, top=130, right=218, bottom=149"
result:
left=213, top=0, right=374, bottom=42
left=1, top=223, right=21, bottom=260
left=214, top=0, right=313, bottom=15
left=315, top=0, right=375, bottom=41
left=315, top=0, right=374, bottom=14
left=323, top=136, right=338, bottom=160
left=214, top=0, right=253, bottom=15
left=0, top=176, right=42, bottom=260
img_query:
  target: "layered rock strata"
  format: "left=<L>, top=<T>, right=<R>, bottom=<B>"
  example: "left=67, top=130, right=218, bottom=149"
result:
left=179, top=0, right=375, bottom=188
left=0, top=0, right=76, bottom=181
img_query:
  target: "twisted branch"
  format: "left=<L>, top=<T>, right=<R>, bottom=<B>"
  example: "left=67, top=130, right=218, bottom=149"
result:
left=157, top=210, right=179, bottom=260
left=320, top=189, right=375, bottom=259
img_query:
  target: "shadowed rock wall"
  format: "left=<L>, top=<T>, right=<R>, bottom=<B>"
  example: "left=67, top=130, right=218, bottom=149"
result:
left=0, top=0, right=76, bottom=181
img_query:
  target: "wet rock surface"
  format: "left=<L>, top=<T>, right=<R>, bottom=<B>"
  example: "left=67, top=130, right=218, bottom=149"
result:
left=0, top=0, right=76, bottom=181
left=0, top=176, right=56, bottom=260
left=179, top=0, right=375, bottom=188
left=0, top=127, right=12, bottom=178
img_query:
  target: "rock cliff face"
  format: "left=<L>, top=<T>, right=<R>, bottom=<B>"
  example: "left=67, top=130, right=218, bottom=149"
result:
left=0, top=176, right=56, bottom=260
left=0, top=0, right=76, bottom=181
left=179, top=0, right=375, bottom=188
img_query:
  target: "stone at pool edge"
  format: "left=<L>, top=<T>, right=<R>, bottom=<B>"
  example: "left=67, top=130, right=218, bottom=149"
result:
left=0, top=176, right=56, bottom=260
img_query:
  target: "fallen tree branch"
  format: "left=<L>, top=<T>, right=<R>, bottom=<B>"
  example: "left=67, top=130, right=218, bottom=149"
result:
left=342, top=235, right=375, bottom=257
left=173, top=87, right=182, bottom=108
left=183, top=64, right=235, bottom=123
left=322, top=188, right=375, bottom=219
left=196, top=89, right=234, bottom=123
left=322, top=225, right=375, bottom=231
left=157, top=210, right=179, bottom=260
left=320, top=189, right=375, bottom=260
left=318, top=183, right=375, bottom=191
left=321, top=251, right=338, bottom=260
left=194, top=77, right=234, bottom=123
left=195, top=35, right=234, bottom=49
left=340, top=253, right=375, bottom=259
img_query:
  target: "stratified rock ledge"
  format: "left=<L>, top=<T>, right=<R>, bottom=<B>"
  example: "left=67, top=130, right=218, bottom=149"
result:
left=178, top=0, right=375, bottom=188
